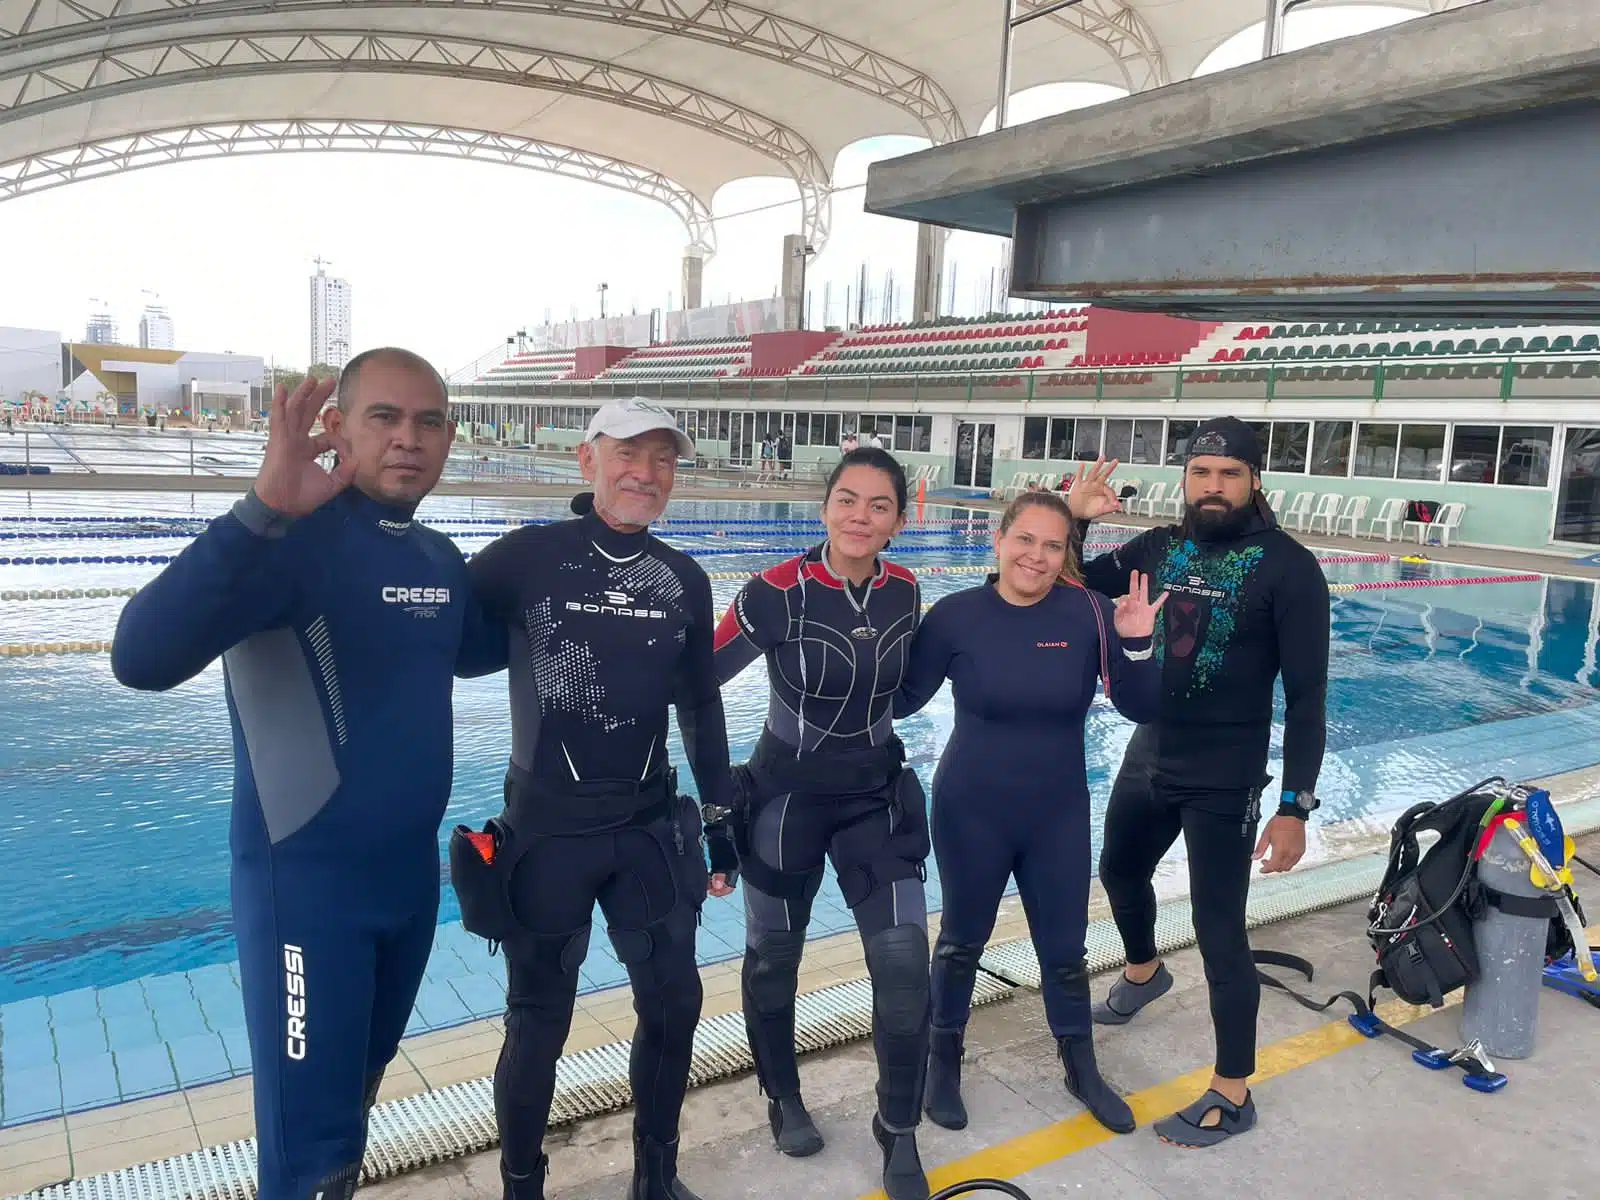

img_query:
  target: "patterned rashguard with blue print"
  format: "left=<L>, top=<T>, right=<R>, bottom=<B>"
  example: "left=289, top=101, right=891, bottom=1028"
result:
left=1076, top=502, right=1330, bottom=796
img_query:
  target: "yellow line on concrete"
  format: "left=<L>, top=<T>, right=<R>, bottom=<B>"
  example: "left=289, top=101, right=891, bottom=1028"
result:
left=856, top=924, right=1600, bottom=1198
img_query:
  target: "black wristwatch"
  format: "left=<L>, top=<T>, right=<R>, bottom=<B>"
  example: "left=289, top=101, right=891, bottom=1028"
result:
left=1277, top=790, right=1319, bottom=821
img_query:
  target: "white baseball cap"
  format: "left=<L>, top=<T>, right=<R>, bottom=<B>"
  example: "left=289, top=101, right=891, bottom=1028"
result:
left=585, top=396, right=694, bottom=459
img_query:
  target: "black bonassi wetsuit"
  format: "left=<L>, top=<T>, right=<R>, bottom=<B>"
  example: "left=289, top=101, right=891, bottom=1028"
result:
left=466, top=505, right=731, bottom=1195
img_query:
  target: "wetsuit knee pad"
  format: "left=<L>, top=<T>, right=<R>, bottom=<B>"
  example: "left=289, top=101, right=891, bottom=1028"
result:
left=932, top=936, right=985, bottom=978
left=835, top=771, right=930, bottom=909
left=611, top=905, right=701, bottom=997
left=506, top=924, right=592, bottom=1009
left=745, top=930, right=806, bottom=1014
left=864, top=924, right=931, bottom=1037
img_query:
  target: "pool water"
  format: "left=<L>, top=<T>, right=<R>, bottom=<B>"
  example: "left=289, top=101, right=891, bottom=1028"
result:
left=1, top=491, right=1598, bottom=1125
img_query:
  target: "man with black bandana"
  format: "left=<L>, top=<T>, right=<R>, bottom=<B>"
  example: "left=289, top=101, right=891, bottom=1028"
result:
left=458, top=397, right=732, bottom=1200
left=1063, top=416, right=1330, bottom=1149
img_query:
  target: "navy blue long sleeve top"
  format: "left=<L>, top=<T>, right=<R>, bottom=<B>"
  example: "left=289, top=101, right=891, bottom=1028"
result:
left=895, top=579, right=1159, bottom=805
left=111, top=489, right=506, bottom=892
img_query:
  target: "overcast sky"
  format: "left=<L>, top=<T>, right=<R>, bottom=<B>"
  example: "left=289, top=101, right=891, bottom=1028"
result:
left=0, top=6, right=1419, bottom=376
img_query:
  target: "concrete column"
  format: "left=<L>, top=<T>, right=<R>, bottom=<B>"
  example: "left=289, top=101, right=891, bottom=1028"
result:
left=913, top=223, right=948, bottom=322
left=681, top=251, right=705, bottom=311
left=781, top=233, right=807, bottom=330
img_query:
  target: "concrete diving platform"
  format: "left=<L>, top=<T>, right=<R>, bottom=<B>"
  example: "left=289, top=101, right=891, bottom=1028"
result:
left=864, top=0, right=1600, bottom=321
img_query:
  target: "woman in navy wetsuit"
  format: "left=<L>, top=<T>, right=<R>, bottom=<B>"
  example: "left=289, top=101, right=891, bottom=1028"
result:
left=895, top=490, right=1164, bottom=1136
left=710, top=447, right=933, bottom=1200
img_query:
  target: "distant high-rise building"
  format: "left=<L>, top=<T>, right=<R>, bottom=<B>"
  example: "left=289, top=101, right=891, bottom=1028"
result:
left=85, top=302, right=118, bottom=346
left=139, top=301, right=175, bottom=350
left=310, top=258, right=352, bottom=369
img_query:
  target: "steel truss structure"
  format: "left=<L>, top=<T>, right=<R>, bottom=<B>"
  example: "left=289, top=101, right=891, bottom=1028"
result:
left=1018, top=0, right=1169, bottom=92
left=0, top=120, right=719, bottom=255
left=0, top=1, right=967, bottom=142
left=0, top=28, right=833, bottom=248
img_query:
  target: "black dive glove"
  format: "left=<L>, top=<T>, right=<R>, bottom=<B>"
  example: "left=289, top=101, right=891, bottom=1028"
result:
left=704, top=819, right=741, bottom=885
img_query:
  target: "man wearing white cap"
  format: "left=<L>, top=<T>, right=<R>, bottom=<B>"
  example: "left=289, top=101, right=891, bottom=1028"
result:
left=457, top=397, right=734, bottom=1200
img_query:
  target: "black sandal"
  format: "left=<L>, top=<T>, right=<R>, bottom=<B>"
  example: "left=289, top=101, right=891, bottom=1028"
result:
left=1153, top=1089, right=1257, bottom=1148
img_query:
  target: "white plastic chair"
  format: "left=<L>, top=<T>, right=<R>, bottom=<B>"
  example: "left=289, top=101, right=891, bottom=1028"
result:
left=1264, top=488, right=1286, bottom=513
left=1135, top=481, right=1167, bottom=517
left=1367, top=498, right=1406, bottom=541
left=1406, top=501, right=1465, bottom=546
left=1158, top=487, right=1185, bottom=519
left=1331, top=495, right=1370, bottom=536
left=1281, top=491, right=1317, bottom=531
left=1307, top=494, right=1344, bottom=535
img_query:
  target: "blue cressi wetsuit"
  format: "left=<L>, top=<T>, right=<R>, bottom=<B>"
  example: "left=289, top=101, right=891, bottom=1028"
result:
left=895, top=577, right=1158, bottom=1043
left=111, top=488, right=506, bottom=1200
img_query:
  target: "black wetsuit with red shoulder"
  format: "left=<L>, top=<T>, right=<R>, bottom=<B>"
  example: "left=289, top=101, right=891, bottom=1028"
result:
left=712, top=543, right=931, bottom=1130
left=713, top=545, right=921, bottom=753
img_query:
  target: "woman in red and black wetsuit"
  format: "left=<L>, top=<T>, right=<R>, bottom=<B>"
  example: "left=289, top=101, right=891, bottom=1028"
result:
left=709, top=447, right=931, bottom=1200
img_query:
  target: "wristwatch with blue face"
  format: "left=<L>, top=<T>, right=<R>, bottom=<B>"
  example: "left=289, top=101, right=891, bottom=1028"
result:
left=1278, top=790, right=1319, bottom=821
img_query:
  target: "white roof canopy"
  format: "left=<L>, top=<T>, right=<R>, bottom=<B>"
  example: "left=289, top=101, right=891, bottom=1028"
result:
left=0, top=1, right=1474, bottom=257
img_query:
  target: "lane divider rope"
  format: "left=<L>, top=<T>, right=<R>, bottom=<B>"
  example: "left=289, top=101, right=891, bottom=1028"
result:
left=0, top=574, right=1548, bottom=650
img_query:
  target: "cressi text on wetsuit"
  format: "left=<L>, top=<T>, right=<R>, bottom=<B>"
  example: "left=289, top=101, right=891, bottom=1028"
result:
left=712, top=546, right=932, bottom=1145
left=111, top=488, right=505, bottom=1200
left=894, top=579, right=1158, bottom=1049
left=464, top=506, right=730, bottom=1197
left=1074, top=500, right=1330, bottom=1078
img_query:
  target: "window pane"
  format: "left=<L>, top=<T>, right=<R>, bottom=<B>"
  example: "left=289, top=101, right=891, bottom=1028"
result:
left=1354, top=423, right=1399, bottom=478
left=794, top=414, right=810, bottom=446
left=1397, top=423, right=1446, bottom=481
left=894, top=417, right=915, bottom=452
left=1104, top=419, right=1133, bottom=462
left=1268, top=421, right=1309, bottom=472
left=1245, top=421, right=1270, bottom=457
left=824, top=414, right=840, bottom=446
left=1049, top=418, right=1074, bottom=460
left=1022, top=416, right=1048, bottom=459
left=1165, top=420, right=1197, bottom=465
left=1499, top=425, right=1553, bottom=487
left=1450, top=425, right=1499, bottom=483
left=1132, top=419, right=1164, bottom=465
left=913, top=416, right=932, bottom=452
left=1555, top=426, right=1600, bottom=543
left=1310, top=421, right=1353, bottom=477
left=1073, top=418, right=1102, bottom=460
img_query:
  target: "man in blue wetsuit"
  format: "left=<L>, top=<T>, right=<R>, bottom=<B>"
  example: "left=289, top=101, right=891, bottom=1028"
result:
left=458, top=397, right=732, bottom=1200
left=111, top=354, right=505, bottom=1200
left=1065, top=417, right=1330, bottom=1149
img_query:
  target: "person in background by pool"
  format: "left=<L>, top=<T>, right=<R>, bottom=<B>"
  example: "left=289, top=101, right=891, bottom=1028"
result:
left=1063, top=417, right=1330, bottom=1149
left=462, top=397, right=732, bottom=1200
left=708, top=447, right=933, bottom=1200
left=110, top=353, right=506, bottom=1200
left=893, top=491, right=1165, bottom=1137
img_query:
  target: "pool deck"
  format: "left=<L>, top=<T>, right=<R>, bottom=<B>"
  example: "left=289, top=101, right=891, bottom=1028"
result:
left=4, top=764, right=1597, bottom=1197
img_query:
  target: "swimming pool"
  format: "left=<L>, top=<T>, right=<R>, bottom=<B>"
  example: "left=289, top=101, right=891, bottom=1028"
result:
left=1, top=490, right=1598, bottom=1125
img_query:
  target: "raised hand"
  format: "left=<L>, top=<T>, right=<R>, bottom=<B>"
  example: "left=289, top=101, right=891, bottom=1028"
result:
left=1066, top=456, right=1124, bottom=522
left=254, top=377, right=355, bottom=516
left=1113, top=569, right=1168, bottom=639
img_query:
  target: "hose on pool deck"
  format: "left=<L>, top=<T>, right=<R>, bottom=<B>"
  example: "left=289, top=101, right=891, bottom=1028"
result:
left=930, top=1182, right=1035, bottom=1199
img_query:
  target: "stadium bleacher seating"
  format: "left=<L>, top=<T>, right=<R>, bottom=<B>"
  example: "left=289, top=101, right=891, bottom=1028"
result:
left=596, top=337, right=752, bottom=381
left=473, top=309, right=1600, bottom=387
left=479, top=351, right=577, bottom=383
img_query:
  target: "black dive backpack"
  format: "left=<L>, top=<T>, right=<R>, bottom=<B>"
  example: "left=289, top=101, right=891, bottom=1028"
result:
left=1365, top=784, right=1501, bottom=1008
